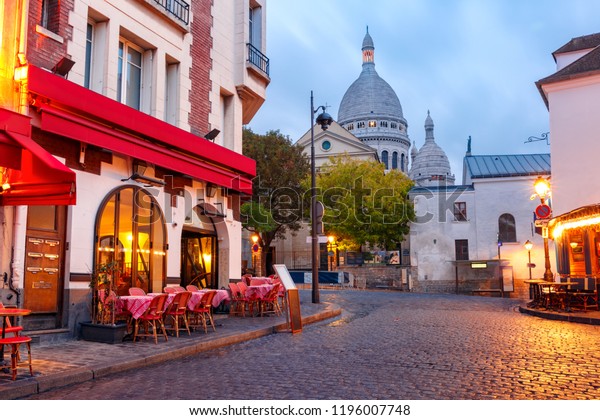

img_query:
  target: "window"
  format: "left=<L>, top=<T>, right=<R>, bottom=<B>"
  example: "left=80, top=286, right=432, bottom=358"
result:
left=391, top=122, right=397, bottom=129
left=321, top=140, right=331, bottom=151
left=368, top=120, right=377, bottom=128
left=165, top=58, right=179, bottom=125
left=454, top=202, right=467, bottom=221
left=498, top=213, right=517, bottom=243
left=118, top=39, right=143, bottom=110
left=392, top=151, right=398, bottom=169
left=357, top=122, right=365, bottom=129
left=95, top=186, right=167, bottom=295
left=41, top=0, right=59, bottom=33
left=455, top=239, right=469, bottom=261
left=401, top=153, right=405, bottom=172
left=381, top=151, right=389, bottom=170
left=249, top=5, right=262, bottom=47
left=380, top=121, right=388, bottom=128
left=347, top=123, right=354, bottom=130
left=84, top=23, right=94, bottom=89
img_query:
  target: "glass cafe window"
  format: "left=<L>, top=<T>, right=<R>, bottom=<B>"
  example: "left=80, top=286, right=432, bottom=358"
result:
left=95, top=186, right=166, bottom=295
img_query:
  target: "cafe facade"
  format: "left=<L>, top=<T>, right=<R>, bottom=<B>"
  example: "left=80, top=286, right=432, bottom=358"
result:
left=0, top=0, right=269, bottom=333
left=538, top=32, right=600, bottom=291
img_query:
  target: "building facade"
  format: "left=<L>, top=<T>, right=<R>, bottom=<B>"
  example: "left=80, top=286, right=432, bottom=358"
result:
left=0, top=0, right=269, bottom=334
left=539, top=32, right=600, bottom=290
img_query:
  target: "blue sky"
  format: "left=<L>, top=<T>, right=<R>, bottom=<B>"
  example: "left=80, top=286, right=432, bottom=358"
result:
left=247, top=0, right=600, bottom=177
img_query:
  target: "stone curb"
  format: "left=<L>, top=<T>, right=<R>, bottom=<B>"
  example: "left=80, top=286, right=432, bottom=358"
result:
left=518, top=306, right=600, bottom=325
left=0, top=302, right=341, bottom=400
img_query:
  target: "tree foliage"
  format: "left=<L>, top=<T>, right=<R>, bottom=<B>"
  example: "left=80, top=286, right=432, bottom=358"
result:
left=241, top=128, right=310, bottom=250
left=311, top=155, right=415, bottom=251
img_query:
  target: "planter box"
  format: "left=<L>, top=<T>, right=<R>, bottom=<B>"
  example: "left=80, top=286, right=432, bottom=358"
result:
left=79, top=322, right=128, bottom=344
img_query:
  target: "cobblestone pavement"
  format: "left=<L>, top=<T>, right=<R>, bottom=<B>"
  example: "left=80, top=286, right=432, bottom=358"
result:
left=23, top=290, right=600, bottom=400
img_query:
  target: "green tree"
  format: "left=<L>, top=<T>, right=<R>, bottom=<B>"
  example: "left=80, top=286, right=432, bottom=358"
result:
left=241, top=128, right=310, bottom=274
left=312, top=155, right=415, bottom=251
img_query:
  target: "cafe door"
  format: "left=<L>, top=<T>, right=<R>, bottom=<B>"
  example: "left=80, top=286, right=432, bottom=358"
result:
left=23, top=205, right=67, bottom=329
left=181, top=230, right=217, bottom=289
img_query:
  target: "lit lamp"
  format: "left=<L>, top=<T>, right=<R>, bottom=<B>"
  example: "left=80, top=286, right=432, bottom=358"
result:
left=310, top=91, right=333, bottom=304
left=532, top=176, right=553, bottom=282
left=327, top=235, right=336, bottom=272
left=524, top=240, right=533, bottom=280
left=251, top=233, right=260, bottom=276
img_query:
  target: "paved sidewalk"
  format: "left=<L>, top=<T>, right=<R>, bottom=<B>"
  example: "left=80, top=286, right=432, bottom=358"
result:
left=0, top=296, right=341, bottom=400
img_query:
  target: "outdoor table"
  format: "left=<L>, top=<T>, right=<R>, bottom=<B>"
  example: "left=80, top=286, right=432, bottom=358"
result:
left=524, top=279, right=546, bottom=307
left=0, top=307, right=31, bottom=365
left=555, top=281, right=580, bottom=312
left=187, top=290, right=230, bottom=310
left=246, top=284, right=274, bottom=300
left=120, top=295, right=169, bottom=320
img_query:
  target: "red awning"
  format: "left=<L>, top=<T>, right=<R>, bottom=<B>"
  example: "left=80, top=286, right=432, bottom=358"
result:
left=27, top=65, right=255, bottom=195
left=0, top=130, right=76, bottom=206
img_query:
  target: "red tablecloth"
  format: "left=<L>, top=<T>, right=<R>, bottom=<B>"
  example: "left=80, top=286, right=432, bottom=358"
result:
left=187, top=290, right=230, bottom=309
left=246, top=284, right=274, bottom=299
left=120, top=295, right=173, bottom=319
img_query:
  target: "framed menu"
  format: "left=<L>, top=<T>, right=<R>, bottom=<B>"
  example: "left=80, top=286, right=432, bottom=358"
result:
left=273, top=264, right=302, bottom=334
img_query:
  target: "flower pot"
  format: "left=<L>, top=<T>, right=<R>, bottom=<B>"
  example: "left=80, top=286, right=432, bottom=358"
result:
left=79, top=322, right=128, bottom=344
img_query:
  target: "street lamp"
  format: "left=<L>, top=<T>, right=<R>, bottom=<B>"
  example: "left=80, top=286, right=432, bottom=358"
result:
left=251, top=234, right=260, bottom=276
left=310, top=91, right=333, bottom=304
left=524, top=240, right=533, bottom=280
left=532, top=176, right=553, bottom=282
left=327, top=235, right=336, bottom=272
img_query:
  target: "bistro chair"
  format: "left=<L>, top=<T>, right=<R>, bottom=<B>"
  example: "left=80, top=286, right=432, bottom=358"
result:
left=186, top=284, right=200, bottom=292
left=228, top=283, right=248, bottom=317
left=164, top=291, right=192, bottom=337
left=172, top=286, right=186, bottom=292
left=0, top=335, right=33, bottom=380
left=133, top=293, right=168, bottom=344
left=188, top=290, right=217, bottom=333
left=128, top=287, right=146, bottom=296
left=0, top=303, right=23, bottom=336
left=571, top=278, right=599, bottom=311
left=259, top=283, right=282, bottom=317
left=237, top=281, right=259, bottom=316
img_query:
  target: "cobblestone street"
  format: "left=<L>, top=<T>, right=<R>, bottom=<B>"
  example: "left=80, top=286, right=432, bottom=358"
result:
left=24, top=290, right=600, bottom=400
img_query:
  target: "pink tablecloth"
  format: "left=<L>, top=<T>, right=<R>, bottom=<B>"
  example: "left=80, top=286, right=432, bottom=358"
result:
left=187, top=290, right=230, bottom=309
left=121, top=294, right=174, bottom=319
left=245, top=284, right=274, bottom=299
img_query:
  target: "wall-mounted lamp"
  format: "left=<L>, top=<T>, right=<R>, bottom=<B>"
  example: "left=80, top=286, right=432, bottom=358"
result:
left=570, top=242, right=579, bottom=249
left=52, top=57, right=75, bottom=78
left=1, top=182, right=11, bottom=192
left=204, top=129, right=220, bottom=142
left=121, top=160, right=166, bottom=187
left=206, top=183, right=217, bottom=198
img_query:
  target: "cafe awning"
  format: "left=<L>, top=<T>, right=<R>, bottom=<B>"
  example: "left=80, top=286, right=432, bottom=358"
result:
left=0, top=109, right=76, bottom=206
left=27, top=65, right=255, bottom=195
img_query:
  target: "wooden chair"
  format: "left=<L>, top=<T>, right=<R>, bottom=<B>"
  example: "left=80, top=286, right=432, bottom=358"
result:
left=0, top=303, right=23, bottom=336
left=172, top=286, right=186, bottom=292
left=0, top=335, right=33, bottom=380
left=237, top=281, right=258, bottom=316
left=164, top=286, right=177, bottom=293
left=164, top=291, right=192, bottom=337
left=228, top=283, right=248, bottom=317
left=188, top=291, right=217, bottom=333
left=259, top=283, right=282, bottom=317
left=186, top=284, right=200, bottom=292
left=128, top=287, right=146, bottom=296
left=571, top=279, right=599, bottom=311
left=133, top=294, right=168, bottom=344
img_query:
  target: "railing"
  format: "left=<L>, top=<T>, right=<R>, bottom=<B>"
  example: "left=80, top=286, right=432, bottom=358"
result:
left=247, top=43, right=270, bottom=76
left=153, top=0, right=190, bottom=25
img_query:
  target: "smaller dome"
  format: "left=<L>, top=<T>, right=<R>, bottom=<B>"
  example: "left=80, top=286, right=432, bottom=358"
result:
left=362, top=30, right=374, bottom=50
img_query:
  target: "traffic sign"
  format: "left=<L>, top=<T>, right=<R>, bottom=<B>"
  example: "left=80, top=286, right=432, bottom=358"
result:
left=535, top=204, right=552, bottom=219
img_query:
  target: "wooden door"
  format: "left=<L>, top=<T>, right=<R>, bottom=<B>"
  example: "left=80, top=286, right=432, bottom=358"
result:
left=23, top=206, right=66, bottom=326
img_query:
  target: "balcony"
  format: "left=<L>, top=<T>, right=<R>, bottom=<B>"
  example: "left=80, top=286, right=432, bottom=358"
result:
left=247, top=43, right=270, bottom=77
left=152, top=0, right=189, bottom=25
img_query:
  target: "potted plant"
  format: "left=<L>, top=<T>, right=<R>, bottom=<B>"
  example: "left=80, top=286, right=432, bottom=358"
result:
left=79, top=261, right=129, bottom=344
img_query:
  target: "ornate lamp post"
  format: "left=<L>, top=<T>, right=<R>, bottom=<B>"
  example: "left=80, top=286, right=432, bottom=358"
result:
left=310, top=91, right=333, bottom=304
left=532, top=176, right=553, bottom=282
left=524, top=240, right=533, bottom=280
left=251, top=233, right=260, bottom=276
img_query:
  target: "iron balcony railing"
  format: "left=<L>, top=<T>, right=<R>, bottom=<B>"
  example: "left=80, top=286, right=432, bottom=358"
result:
left=153, top=0, right=190, bottom=25
left=247, top=43, right=270, bottom=76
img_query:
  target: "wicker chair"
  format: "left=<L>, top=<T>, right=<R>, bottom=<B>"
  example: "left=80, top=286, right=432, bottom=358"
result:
left=133, top=293, right=168, bottom=344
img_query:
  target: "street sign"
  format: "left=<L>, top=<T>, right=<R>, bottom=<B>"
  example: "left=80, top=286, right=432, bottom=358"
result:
left=535, top=204, right=552, bottom=219
left=534, top=219, right=549, bottom=227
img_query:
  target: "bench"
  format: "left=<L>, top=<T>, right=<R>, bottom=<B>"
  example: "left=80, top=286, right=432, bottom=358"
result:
left=471, top=289, right=503, bottom=296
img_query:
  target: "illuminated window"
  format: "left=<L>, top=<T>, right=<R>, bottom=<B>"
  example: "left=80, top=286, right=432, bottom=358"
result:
left=95, top=186, right=166, bottom=295
left=368, top=120, right=377, bottom=127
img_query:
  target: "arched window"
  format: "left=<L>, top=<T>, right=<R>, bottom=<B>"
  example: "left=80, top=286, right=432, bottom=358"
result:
left=498, top=213, right=517, bottom=243
left=381, top=150, right=389, bottom=170
left=401, top=153, right=405, bottom=172
left=392, top=151, right=398, bottom=169
left=95, top=186, right=167, bottom=295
